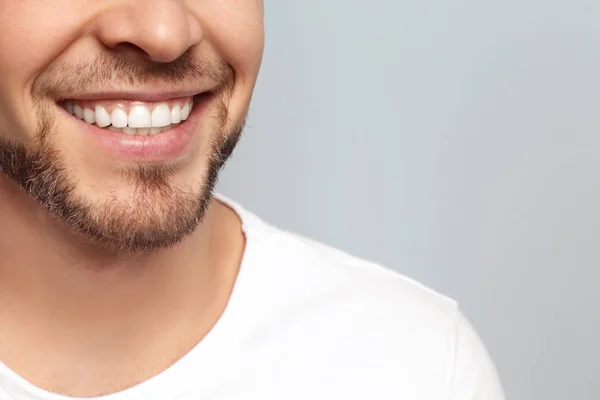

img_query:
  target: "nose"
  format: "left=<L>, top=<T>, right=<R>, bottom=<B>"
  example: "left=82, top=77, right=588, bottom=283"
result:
left=93, top=0, right=203, bottom=63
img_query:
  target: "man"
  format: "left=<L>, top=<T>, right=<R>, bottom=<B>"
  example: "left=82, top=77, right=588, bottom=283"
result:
left=0, top=1, right=504, bottom=399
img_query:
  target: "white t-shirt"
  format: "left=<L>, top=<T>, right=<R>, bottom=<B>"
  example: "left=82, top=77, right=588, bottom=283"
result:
left=0, top=195, right=505, bottom=400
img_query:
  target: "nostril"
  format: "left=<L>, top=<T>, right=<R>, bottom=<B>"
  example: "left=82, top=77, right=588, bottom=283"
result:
left=112, top=42, right=151, bottom=60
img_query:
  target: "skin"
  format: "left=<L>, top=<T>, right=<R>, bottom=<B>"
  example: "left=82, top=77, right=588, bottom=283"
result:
left=0, top=0, right=264, bottom=396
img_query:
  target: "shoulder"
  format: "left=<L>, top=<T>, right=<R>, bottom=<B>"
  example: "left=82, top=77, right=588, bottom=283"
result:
left=246, top=208, right=459, bottom=330
left=221, top=195, right=505, bottom=399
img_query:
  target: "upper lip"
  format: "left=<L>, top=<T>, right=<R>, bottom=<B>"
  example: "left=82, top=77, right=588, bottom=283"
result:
left=63, top=88, right=209, bottom=102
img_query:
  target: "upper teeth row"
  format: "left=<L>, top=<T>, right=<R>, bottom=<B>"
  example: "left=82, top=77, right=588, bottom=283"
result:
left=66, top=101, right=192, bottom=129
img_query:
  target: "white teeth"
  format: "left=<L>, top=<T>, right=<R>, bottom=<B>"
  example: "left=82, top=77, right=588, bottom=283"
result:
left=110, top=108, right=128, bottom=128
left=83, top=108, right=96, bottom=124
left=151, top=103, right=171, bottom=128
left=95, top=105, right=111, bottom=128
left=171, top=104, right=181, bottom=124
left=128, top=105, right=152, bottom=128
left=68, top=98, right=193, bottom=134
left=84, top=123, right=176, bottom=136
left=74, top=105, right=84, bottom=119
left=181, top=102, right=190, bottom=120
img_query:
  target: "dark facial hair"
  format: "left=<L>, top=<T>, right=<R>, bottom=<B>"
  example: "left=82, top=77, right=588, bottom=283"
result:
left=0, top=52, right=242, bottom=254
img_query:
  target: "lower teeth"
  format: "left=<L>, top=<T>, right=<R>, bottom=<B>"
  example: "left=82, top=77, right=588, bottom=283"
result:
left=104, top=124, right=176, bottom=135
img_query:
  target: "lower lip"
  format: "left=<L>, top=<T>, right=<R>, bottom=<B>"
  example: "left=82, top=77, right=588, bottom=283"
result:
left=68, top=94, right=211, bottom=162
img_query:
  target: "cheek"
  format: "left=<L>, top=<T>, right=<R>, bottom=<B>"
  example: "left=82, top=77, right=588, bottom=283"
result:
left=0, top=1, right=86, bottom=139
left=198, top=1, right=265, bottom=83
left=1, top=0, right=104, bottom=145
left=0, top=1, right=85, bottom=83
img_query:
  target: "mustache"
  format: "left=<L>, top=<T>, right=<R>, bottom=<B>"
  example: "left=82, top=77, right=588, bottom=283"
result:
left=33, top=50, right=235, bottom=101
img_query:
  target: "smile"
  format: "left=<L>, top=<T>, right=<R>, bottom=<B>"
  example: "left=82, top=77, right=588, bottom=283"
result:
left=58, top=92, right=214, bottom=161
left=62, top=96, right=196, bottom=136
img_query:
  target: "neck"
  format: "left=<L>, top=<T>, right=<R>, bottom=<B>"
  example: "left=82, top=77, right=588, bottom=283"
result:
left=0, top=176, right=245, bottom=396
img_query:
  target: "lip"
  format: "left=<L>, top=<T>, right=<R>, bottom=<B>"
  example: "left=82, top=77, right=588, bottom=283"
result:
left=63, top=92, right=213, bottom=162
left=66, top=89, right=208, bottom=103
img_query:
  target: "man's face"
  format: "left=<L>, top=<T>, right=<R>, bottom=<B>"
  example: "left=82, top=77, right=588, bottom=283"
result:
left=0, top=0, right=264, bottom=252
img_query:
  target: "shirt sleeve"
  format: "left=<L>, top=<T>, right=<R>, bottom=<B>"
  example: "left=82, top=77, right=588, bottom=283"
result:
left=448, top=310, right=506, bottom=400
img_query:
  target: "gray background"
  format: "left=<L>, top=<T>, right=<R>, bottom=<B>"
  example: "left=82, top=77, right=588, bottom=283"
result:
left=217, top=1, right=600, bottom=399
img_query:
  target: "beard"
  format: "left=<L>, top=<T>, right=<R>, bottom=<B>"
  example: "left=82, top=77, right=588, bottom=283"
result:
left=0, top=54, right=242, bottom=254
